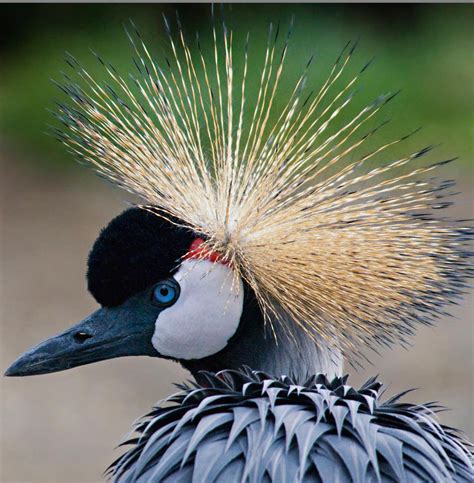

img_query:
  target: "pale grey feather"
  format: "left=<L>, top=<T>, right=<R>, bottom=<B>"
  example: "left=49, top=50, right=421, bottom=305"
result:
left=108, top=369, right=473, bottom=482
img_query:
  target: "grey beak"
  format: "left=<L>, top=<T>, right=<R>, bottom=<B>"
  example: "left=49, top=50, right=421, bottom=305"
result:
left=5, top=301, right=158, bottom=377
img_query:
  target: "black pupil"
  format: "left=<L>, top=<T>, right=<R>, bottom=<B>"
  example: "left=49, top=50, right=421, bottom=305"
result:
left=160, top=287, right=169, bottom=296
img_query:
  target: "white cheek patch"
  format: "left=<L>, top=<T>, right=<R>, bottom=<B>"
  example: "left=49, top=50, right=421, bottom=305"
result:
left=152, top=259, right=244, bottom=360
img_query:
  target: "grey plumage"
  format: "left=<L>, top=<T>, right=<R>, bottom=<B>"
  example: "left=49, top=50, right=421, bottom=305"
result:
left=109, top=369, right=473, bottom=482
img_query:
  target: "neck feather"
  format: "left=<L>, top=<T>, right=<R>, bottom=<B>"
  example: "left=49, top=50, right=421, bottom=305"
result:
left=181, top=291, right=342, bottom=381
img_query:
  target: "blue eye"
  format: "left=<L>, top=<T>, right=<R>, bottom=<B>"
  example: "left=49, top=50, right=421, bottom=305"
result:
left=152, top=280, right=180, bottom=307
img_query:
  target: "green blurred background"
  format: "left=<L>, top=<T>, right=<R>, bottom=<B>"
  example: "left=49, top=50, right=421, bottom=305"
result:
left=1, top=4, right=473, bottom=482
left=1, top=4, right=473, bottom=171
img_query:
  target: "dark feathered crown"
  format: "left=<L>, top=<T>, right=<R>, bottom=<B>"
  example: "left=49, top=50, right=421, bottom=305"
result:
left=88, top=207, right=194, bottom=306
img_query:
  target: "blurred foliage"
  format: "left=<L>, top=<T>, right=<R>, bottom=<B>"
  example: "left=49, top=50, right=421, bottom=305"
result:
left=0, top=4, right=472, bottom=173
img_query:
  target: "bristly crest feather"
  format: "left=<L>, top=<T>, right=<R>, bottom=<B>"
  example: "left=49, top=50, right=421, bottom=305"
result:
left=54, top=17, right=473, bottom=358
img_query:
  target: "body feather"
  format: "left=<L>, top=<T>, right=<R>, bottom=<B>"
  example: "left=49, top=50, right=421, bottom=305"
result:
left=109, top=369, right=473, bottom=482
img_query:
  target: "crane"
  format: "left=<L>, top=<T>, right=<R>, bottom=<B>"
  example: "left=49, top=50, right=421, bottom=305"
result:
left=5, top=17, right=473, bottom=482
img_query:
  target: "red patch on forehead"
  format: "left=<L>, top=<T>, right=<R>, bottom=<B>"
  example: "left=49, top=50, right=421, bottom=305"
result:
left=184, top=238, right=229, bottom=266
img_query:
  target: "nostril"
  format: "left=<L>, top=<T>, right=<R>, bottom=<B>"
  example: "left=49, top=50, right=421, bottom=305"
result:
left=73, top=331, right=93, bottom=344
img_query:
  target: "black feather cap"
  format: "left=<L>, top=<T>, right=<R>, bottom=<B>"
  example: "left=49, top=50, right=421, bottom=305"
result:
left=87, top=207, right=195, bottom=307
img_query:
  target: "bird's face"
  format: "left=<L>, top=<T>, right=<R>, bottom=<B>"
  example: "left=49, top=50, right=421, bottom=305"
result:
left=5, top=208, right=245, bottom=377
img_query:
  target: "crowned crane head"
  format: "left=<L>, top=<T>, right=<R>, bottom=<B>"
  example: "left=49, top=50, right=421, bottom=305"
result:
left=5, top=19, right=473, bottom=381
left=6, top=205, right=340, bottom=380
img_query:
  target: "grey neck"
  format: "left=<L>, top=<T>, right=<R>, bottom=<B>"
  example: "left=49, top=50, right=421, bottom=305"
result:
left=244, top=321, right=343, bottom=381
left=181, top=299, right=343, bottom=382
